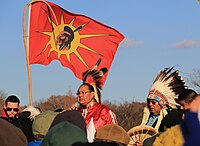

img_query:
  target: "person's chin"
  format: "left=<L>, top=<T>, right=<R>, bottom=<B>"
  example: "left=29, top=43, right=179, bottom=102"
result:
left=149, top=110, right=155, bottom=113
left=80, top=102, right=86, bottom=106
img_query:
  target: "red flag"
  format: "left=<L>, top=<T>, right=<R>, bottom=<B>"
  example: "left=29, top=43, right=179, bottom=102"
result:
left=28, top=1, right=124, bottom=81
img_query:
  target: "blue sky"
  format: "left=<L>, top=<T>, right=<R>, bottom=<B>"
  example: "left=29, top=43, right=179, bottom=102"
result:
left=0, top=0, right=200, bottom=106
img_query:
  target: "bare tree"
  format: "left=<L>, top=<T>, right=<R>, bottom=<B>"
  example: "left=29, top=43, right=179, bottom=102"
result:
left=187, top=68, right=200, bottom=93
left=34, top=94, right=76, bottom=112
left=103, top=100, right=146, bottom=131
left=0, top=90, right=7, bottom=109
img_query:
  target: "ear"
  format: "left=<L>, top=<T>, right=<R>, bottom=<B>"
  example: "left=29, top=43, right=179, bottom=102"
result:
left=90, top=91, right=95, bottom=99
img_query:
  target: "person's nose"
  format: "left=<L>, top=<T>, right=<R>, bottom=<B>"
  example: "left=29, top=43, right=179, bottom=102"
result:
left=11, top=111, right=15, bottom=114
left=78, top=94, right=83, bottom=97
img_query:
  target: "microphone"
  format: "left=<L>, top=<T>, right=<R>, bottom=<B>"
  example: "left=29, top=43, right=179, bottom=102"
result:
left=71, top=102, right=80, bottom=110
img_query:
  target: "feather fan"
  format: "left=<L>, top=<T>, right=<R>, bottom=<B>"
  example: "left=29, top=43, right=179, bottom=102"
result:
left=128, top=125, right=157, bottom=145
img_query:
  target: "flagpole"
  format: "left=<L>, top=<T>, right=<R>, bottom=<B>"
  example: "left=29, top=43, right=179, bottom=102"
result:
left=23, top=0, right=60, bottom=106
left=23, top=2, right=33, bottom=106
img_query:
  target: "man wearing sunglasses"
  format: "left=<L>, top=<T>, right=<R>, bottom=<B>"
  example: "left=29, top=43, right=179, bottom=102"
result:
left=1, top=95, right=20, bottom=120
left=1, top=95, right=35, bottom=142
left=140, top=90, right=168, bottom=132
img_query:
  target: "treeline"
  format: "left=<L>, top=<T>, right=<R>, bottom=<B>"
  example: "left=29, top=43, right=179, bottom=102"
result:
left=0, top=91, right=146, bottom=131
left=31, top=95, right=146, bottom=131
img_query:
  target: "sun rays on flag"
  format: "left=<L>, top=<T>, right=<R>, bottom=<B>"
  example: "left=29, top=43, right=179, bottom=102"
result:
left=40, top=14, right=107, bottom=68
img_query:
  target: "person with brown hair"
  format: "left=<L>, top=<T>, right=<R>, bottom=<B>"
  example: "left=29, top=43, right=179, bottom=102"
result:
left=175, top=88, right=198, bottom=111
left=159, top=88, right=198, bottom=132
left=152, top=93, right=200, bottom=146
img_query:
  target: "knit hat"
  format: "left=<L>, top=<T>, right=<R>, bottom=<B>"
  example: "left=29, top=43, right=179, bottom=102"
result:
left=95, top=124, right=130, bottom=145
left=50, top=110, right=87, bottom=134
left=32, top=110, right=57, bottom=136
left=41, top=121, right=88, bottom=146
left=0, top=118, right=28, bottom=146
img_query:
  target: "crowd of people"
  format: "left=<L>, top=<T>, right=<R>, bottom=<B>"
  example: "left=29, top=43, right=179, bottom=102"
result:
left=0, top=83, right=129, bottom=146
left=1, top=67, right=200, bottom=146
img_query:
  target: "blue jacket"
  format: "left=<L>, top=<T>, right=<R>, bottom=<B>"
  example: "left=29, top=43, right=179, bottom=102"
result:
left=28, top=140, right=43, bottom=146
left=181, top=111, right=200, bottom=146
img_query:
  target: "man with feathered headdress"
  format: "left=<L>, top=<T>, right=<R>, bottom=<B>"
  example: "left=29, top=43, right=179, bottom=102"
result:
left=75, top=59, right=117, bottom=142
left=140, top=67, right=187, bottom=132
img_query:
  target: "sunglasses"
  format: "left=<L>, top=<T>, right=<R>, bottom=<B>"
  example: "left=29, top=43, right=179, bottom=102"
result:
left=147, top=99, right=157, bottom=105
left=6, top=108, right=19, bottom=112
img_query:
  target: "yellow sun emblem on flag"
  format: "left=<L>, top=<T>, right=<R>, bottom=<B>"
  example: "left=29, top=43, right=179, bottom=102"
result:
left=39, top=14, right=107, bottom=68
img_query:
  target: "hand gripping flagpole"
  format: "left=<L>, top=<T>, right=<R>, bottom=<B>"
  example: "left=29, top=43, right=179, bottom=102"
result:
left=23, top=0, right=60, bottom=106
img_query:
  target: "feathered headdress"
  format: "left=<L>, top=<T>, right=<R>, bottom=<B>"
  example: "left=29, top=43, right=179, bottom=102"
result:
left=82, top=58, right=107, bottom=103
left=147, top=66, right=187, bottom=109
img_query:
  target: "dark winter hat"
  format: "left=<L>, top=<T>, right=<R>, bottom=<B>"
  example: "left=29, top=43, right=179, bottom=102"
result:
left=41, top=121, right=88, bottom=146
left=32, top=110, right=58, bottom=136
left=0, top=118, right=28, bottom=146
left=95, top=124, right=130, bottom=145
left=50, top=110, right=87, bottom=134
